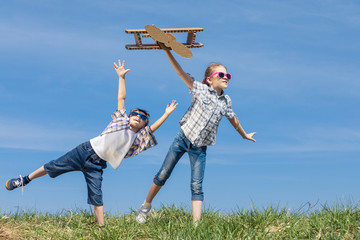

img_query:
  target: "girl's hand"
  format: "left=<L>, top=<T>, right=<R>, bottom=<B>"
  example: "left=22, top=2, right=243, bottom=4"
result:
left=244, top=132, right=257, bottom=142
left=158, top=42, right=171, bottom=51
left=165, top=100, right=178, bottom=115
left=114, top=59, right=131, bottom=78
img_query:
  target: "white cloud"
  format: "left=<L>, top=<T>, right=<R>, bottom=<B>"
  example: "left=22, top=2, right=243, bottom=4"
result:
left=212, top=126, right=360, bottom=157
left=0, top=117, right=92, bottom=151
left=223, top=1, right=360, bottom=29
left=211, top=49, right=360, bottom=102
left=0, top=21, right=120, bottom=52
left=125, top=125, right=360, bottom=167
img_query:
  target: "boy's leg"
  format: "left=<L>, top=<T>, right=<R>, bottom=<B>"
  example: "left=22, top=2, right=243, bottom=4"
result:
left=83, top=168, right=106, bottom=226
left=81, top=142, right=107, bottom=225
left=6, top=141, right=96, bottom=192
left=43, top=142, right=92, bottom=181
left=94, top=205, right=104, bottom=226
left=83, top=168, right=104, bottom=210
left=5, top=166, right=47, bottom=191
left=29, top=166, right=47, bottom=180
left=6, top=158, right=73, bottom=191
left=5, top=143, right=86, bottom=191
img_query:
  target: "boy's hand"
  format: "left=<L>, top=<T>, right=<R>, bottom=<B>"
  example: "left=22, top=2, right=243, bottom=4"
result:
left=149, top=100, right=178, bottom=133
left=165, top=100, right=178, bottom=115
left=114, top=59, right=130, bottom=78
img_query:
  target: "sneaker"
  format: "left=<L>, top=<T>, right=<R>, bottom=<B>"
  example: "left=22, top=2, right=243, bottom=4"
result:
left=136, top=202, right=151, bottom=224
left=5, top=175, right=27, bottom=191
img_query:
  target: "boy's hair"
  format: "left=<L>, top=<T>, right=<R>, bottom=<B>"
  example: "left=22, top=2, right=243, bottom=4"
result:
left=129, top=108, right=150, bottom=126
left=201, top=63, right=227, bottom=86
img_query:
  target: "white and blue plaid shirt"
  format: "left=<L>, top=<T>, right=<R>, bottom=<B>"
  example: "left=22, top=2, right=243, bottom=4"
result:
left=180, top=80, right=235, bottom=147
left=99, top=108, right=157, bottom=158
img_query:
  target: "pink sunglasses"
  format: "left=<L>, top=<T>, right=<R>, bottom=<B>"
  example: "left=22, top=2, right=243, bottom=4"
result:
left=208, top=72, right=232, bottom=80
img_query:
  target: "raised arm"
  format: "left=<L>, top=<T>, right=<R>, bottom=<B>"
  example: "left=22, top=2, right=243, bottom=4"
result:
left=149, top=100, right=178, bottom=133
left=113, top=59, right=131, bottom=110
left=159, top=43, right=194, bottom=89
left=228, top=116, right=256, bottom=142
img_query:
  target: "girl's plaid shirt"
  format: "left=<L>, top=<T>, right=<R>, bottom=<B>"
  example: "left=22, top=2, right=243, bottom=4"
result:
left=180, top=81, right=235, bottom=147
left=99, top=108, right=157, bottom=158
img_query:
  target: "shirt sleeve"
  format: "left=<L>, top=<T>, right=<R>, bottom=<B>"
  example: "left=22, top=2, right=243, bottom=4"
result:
left=224, top=95, right=236, bottom=119
left=190, top=80, right=209, bottom=95
left=124, top=126, right=158, bottom=158
left=112, top=108, right=127, bottom=120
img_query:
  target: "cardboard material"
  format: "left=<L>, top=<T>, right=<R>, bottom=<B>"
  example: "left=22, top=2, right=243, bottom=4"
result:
left=125, top=25, right=204, bottom=58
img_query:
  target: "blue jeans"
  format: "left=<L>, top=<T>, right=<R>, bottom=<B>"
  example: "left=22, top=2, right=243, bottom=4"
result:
left=154, top=129, right=207, bottom=201
left=44, top=141, right=107, bottom=206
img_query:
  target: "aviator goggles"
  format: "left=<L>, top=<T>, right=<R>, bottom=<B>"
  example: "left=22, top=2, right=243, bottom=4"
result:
left=130, top=111, right=149, bottom=121
left=208, top=72, right=232, bottom=80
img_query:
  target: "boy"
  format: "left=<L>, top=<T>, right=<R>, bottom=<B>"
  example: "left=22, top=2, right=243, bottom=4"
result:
left=5, top=59, right=178, bottom=226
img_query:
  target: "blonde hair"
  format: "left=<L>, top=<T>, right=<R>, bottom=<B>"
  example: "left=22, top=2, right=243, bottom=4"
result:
left=201, top=63, right=227, bottom=86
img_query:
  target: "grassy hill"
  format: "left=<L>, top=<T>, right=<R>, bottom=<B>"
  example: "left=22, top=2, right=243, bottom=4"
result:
left=1, top=203, right=360, bottom=239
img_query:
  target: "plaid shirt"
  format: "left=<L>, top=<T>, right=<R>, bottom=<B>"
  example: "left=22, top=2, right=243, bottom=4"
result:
left=99, top=108, right=157, bottom=158
left=180, top=80, right=235, bottom=147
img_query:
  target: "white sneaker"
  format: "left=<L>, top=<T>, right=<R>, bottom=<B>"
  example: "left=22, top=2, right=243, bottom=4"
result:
left=136, top=202, right=151, bottom=224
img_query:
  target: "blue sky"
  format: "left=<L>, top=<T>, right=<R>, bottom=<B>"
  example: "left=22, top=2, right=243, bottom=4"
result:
left=1, top=0, right=360, bottom=215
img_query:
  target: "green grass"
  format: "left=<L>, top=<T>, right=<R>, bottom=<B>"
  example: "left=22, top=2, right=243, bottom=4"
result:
left=1, top=203, right=360, bottom=239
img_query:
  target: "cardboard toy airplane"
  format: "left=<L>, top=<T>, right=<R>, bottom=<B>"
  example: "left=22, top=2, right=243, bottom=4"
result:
left=125, top=25, right=203, bottom=58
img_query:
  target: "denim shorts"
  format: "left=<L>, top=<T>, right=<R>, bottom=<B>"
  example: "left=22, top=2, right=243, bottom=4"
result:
left=154, top=129, right=207, bottom=201
left=44, top=141, right=107, bottom=206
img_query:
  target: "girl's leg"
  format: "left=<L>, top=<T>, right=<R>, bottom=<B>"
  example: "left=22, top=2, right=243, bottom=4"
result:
left=192, top=200, right=203, bottom=222
left=188, top=145, right=207, bottom=222
left=142, top=144, right=184, bottom=205
left=28, top=166, right=47, bottom=180
left=137, top=146, right=183, bottom=224
left=150, top=131, right=188, bottom=200
left=136, top=130, right=188, bottom=224
left=94, top=205, right=104, bottom=226
left=145, top=182, right=162, bottom=203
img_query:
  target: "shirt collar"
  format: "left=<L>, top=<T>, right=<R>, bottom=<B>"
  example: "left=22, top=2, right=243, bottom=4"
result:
left=208, top=86, right=225, bottom=98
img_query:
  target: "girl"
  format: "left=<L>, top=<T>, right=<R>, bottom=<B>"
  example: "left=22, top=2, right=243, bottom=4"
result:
left=136, top=44, right=256, bottom=223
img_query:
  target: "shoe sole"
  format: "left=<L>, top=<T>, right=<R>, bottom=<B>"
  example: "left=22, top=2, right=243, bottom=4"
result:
left=5, top=179, right=13, bottom=191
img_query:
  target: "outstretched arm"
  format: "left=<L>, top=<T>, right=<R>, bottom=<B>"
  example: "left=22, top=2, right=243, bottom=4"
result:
left=228, top=116, right=256, bottom=142
left=113, top=59, right=131, bottom=110
left=159, top=43, right=194, bottom=89
left=150, top=100, right=178, bottom=133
